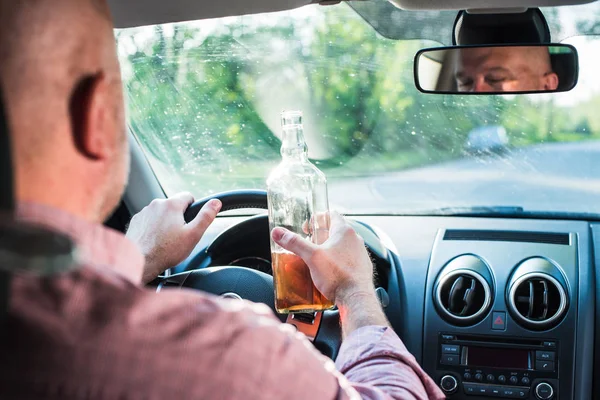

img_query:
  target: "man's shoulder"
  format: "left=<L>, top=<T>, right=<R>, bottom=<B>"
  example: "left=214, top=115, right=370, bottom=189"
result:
left=2, top=265, right=329, bottom=399
left=10, top=264, right=283, bottom=341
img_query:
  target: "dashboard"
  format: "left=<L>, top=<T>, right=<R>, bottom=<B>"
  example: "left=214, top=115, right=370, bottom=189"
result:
left=178, top=213, right=599, bottom=400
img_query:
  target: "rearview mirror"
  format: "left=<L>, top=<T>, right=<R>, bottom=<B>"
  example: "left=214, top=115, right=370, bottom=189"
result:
left=414, top=44, right=578, bottom=94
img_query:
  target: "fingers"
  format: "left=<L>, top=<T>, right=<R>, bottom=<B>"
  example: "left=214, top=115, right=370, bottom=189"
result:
left=302, top=220, right=310, bottom=235
left=302, top=212, right=330, bottom=235
left=328, top=211, right=348, bottom=235
left=169, top=192, right=195, bottom=210
left=186, top=199, right=222, bottom=238
left=271, top=227, right=317, bottom=261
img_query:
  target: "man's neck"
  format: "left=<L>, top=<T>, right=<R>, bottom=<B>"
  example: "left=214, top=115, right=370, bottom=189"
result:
left=16, top=184, right=102, bottom=224
left=15, top=201, right=144, bottom=283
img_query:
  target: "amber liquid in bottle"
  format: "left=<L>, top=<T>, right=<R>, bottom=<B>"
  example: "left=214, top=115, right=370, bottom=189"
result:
left=271, top=251, right=333, bottom=313
left=267, top=111, right=333, bottom=313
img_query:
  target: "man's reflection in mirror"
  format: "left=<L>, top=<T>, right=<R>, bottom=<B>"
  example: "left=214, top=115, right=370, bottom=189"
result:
left=454, top=46, right=559, bottom=92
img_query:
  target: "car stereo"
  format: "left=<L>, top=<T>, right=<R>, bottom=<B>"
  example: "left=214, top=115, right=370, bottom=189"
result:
left=437, top=333, right=558, bottom=399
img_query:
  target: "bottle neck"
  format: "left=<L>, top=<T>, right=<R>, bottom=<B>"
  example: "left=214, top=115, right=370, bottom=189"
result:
left=280, top=125, right=308, bottom=161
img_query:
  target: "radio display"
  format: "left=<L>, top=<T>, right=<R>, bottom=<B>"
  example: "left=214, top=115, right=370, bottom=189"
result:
left=467, top=346, right=530, bottom=370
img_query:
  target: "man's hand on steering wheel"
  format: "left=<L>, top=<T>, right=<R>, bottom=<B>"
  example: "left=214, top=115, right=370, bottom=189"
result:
left=126, top=192, right=222, bottom=284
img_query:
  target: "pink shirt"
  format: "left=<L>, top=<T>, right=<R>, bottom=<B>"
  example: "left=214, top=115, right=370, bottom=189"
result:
left=0, top=203, right=445, bottom=400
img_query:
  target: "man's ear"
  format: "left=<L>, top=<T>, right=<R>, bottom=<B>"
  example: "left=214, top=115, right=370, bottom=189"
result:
left=543, top=72, right=559, bottom=91
left=69, top=72, right=112, bottom=160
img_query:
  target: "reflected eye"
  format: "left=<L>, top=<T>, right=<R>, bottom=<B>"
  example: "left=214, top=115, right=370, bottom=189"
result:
left=485, top=75, right=508, bottom=86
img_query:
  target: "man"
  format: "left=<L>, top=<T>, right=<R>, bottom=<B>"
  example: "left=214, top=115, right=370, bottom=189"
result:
left=455, top=46, right=559, bottom=92
left=0, top=0, right=444, bottom=399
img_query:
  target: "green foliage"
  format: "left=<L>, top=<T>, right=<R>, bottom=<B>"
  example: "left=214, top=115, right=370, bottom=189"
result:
left=575, top=118, right=592, bottom=135
left=116, top=4, right=600, bottom=197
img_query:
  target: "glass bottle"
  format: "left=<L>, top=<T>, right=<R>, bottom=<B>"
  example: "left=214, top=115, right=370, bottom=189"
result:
left=267, top=111, right=333, bottom=314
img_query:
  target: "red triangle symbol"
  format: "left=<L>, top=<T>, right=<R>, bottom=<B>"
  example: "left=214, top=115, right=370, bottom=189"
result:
left=494, top=316, right=504, bottom=325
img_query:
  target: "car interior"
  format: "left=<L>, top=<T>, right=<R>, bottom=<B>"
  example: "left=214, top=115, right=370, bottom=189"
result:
left=4, top=0, right=599, bottom=399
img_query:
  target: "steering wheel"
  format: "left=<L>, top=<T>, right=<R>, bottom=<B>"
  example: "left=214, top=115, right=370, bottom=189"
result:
left=156, top=189, right=343, bottom=359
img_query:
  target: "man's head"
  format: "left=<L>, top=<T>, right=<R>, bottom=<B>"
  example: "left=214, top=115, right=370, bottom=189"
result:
left=454, top=46, right=559, bottom=93
left=0, top=0, right=127, bottom=222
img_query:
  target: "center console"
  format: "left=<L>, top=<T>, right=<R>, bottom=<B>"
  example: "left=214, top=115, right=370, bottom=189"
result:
left=437, top=333, right=558, bottom=399
left=423, top=229, right=579, bottom=399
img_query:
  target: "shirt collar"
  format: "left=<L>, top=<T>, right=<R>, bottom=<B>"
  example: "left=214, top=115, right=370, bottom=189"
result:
left=16, top=202, right=144, bottom=283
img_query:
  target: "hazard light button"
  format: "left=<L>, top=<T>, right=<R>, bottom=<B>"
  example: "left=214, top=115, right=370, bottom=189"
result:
left=492, top=311, right=506, bottom=330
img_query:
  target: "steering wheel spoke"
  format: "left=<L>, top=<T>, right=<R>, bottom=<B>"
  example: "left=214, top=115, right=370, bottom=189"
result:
left=286, top=312, right=322, bottom=341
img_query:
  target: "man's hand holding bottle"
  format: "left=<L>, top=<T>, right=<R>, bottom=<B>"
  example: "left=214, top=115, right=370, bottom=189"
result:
left=272, top=212, right=390, bottom=338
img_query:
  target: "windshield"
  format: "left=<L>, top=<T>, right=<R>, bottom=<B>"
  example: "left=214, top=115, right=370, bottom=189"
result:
left=116, top=2, right=600, bottom=217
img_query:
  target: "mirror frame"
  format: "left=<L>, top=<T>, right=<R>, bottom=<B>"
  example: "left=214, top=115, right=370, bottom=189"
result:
left=413, top=43, right=579, bottom=95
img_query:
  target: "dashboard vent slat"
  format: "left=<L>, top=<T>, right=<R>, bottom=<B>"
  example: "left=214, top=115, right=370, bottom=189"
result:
left=528, top=280, right=534, bottom=319
left=435, top=269, right=492, bottom=325
left=509, top=274, right=567, bottom=330
left=448, top=275, right=478, bottom=316
left=443, top=230, right=570, bottom=245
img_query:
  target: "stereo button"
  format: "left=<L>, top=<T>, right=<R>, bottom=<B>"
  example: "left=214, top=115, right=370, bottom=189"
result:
left=463, top=372, right=472, bottom=381
left=536, top=351, right=556, bottom=361
left=441, top=354, right=459, bottom=365
left=441, top=344, right=460, bottom=354
left=536, top=361, right=555, bottom=372
left=521, top=377, right=530, bottom=385
left=489, top=386, right=501, bottom=397
left=474, top=373, right=484, bottom=382
left=476, top=386, right=490, bottom=395
left=463, top=383, right=477, bottom=395
left=497, top=375, right=506, bottom=384
left=502, top=387, right=529, bottom=399
left=509, top=376, right=519, bottom=385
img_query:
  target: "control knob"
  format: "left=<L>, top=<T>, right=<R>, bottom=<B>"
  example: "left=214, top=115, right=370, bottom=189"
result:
left=535, top=382, right=554, bottom=400
left=440, top=375, right=458, bottom=394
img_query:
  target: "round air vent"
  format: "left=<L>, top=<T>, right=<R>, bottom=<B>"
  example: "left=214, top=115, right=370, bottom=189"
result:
left=434, top=256, right=493, bottom=326
left=508, top=272, right=568, bottom=330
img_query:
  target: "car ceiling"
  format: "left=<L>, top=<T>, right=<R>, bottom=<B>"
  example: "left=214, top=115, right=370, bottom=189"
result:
left=108, top=0, right=313, bottom=28
left=108, top=0, right=597, bottom=29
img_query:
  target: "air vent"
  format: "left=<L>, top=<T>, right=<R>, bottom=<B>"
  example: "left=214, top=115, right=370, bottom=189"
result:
left=508, top=273, right=568, bottom=330
left=435, top=269, right=492, bottom=326
left=444, top=230, right=570, bottom=245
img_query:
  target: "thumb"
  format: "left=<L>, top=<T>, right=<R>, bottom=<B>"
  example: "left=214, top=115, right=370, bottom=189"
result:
left=271, top=227, right=316, bottom=261
left=186, top=199, right=221, bottom=238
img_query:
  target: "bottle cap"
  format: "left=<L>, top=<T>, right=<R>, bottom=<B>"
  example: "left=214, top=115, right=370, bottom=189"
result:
left=281, top=110, right=302, bottom=127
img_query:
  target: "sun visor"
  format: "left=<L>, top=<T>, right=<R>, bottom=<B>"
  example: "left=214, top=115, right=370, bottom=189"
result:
left=453, top=8, right=551, bottom=45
